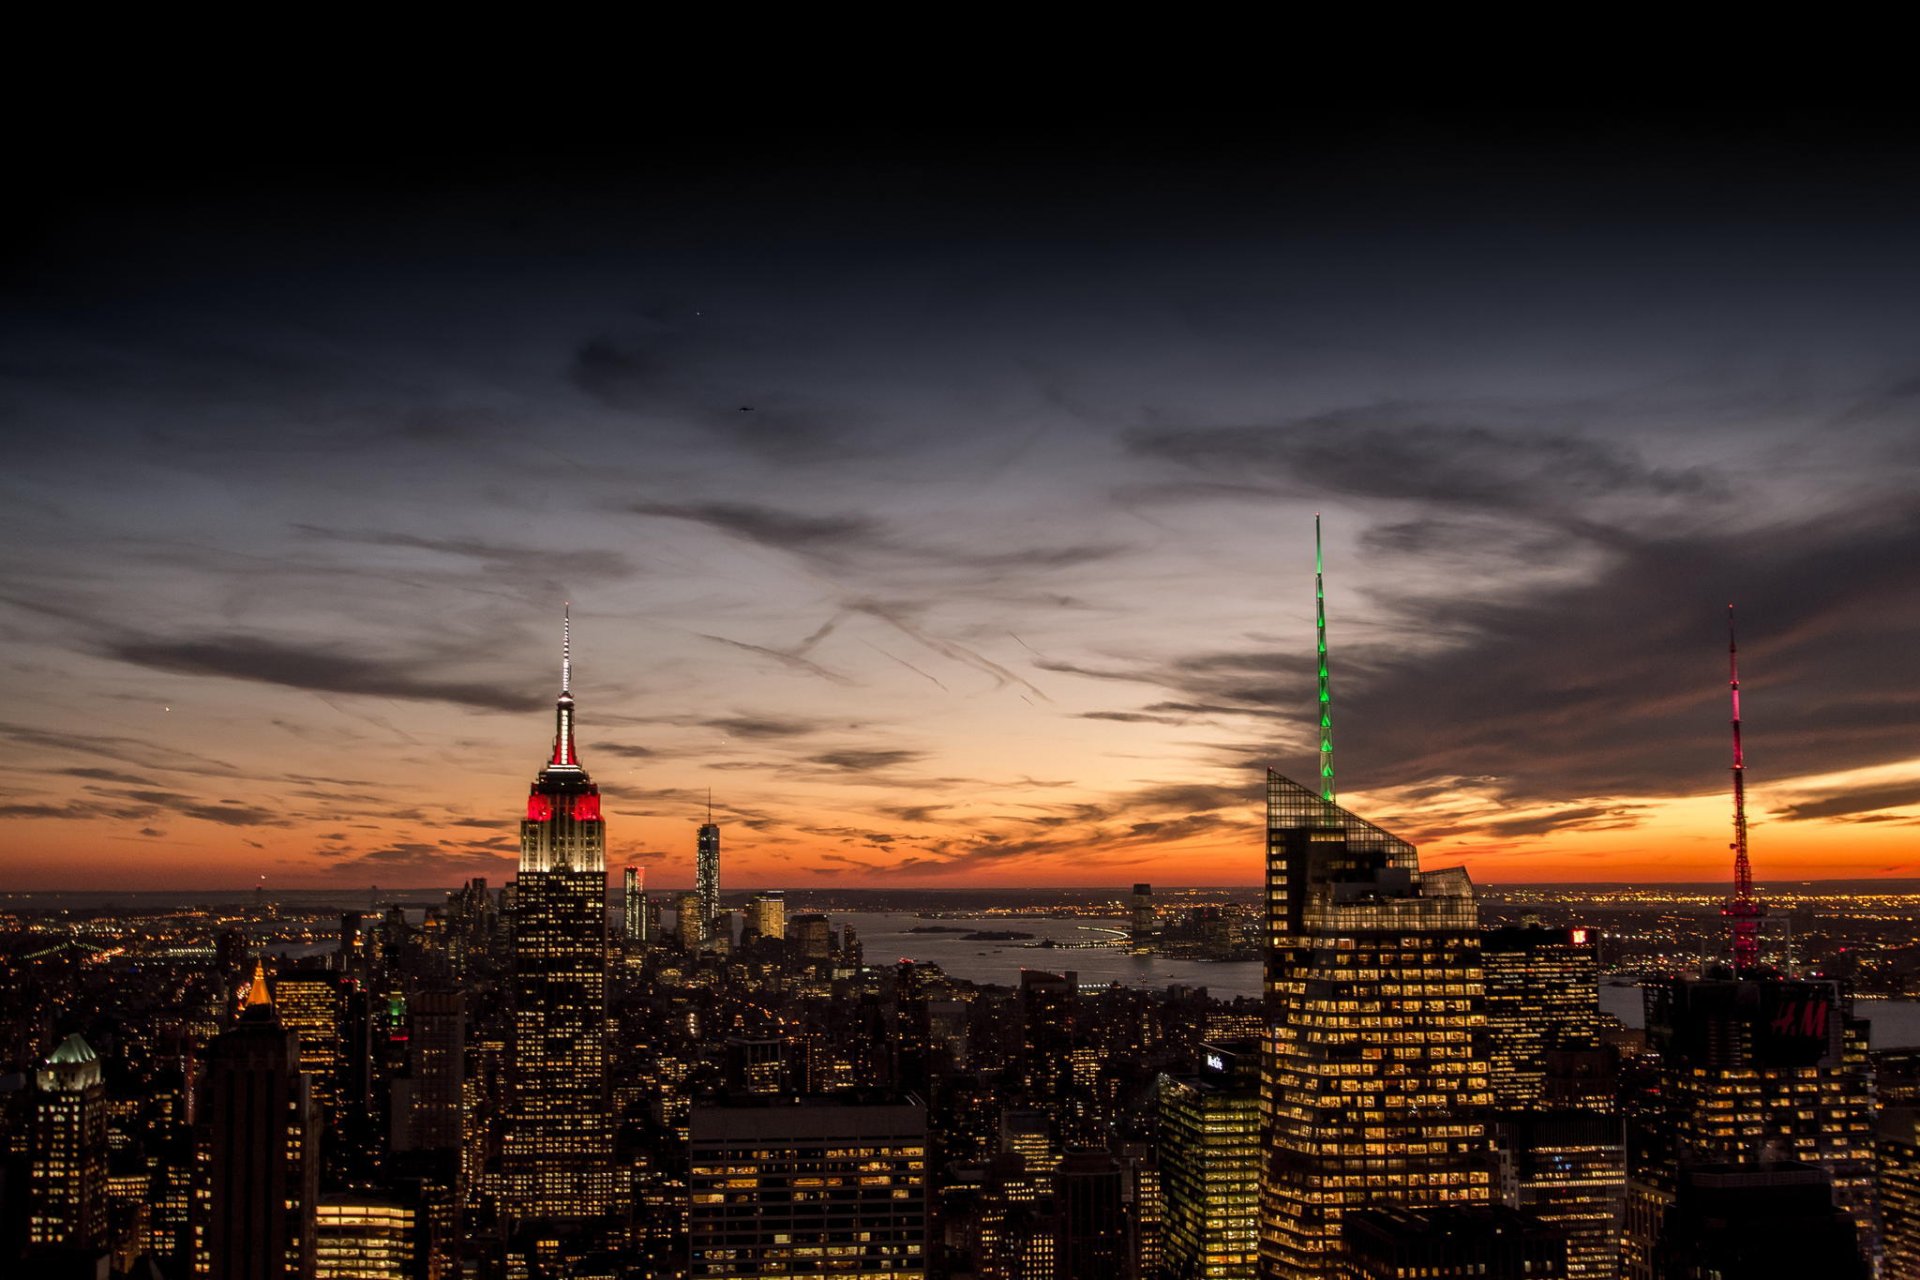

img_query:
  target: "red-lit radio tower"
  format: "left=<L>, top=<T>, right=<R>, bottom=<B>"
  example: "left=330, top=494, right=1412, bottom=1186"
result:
left=1720, top=604, right=1766, bottom=973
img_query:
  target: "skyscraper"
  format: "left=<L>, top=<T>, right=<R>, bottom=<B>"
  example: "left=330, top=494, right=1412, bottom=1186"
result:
left=1258, top=519, right=1493, bottom=1279
left=194, top=964, right=320, bottom=1280
left=623, top=865, right=646, bottom=945
left=696, top=800, right=721, bottom=927
left=1626, top=975, right=1876, bottom=1276
left=1158, top=1043, right=1260, bottom=1280
left=748, top=890, right=786, bottom=943
left=501, top=609, right=615, bottom=1222
left=687, top=1096, right=928, bottom=1279
left=28, top=1032, right=107, bottom=1251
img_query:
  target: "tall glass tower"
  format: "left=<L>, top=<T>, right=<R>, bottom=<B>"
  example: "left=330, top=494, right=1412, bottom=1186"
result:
left=696, top=808, right=721, bottom=928
left=502, top=610, right=615, bottom=1221
left=1258, top=521, right=1492, bottom=1278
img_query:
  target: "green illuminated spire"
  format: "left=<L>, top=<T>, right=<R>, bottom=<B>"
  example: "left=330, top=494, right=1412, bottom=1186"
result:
left=1315, top=514, right=1335, bottom=804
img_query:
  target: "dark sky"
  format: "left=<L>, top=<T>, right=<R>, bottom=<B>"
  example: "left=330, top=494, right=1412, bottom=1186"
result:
left=4, top=95, right=1918, bottom=887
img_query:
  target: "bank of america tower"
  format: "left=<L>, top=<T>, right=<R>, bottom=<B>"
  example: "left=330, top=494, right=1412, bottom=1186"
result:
left=502, top=609, right=616, bottom=1221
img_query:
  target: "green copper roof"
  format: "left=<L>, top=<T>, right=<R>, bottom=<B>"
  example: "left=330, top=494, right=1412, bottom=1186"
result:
left=47, top=1032, right=97, bottom=1066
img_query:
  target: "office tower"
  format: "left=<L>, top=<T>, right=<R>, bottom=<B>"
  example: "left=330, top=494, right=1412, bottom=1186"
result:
left=1341, top=1205, right=1567, bottom=1280
left=1482, top=925, right=1623, bottom=1279
left=314, top=1196, right=418, bottom=1280
left=28, top=1033, right=108, bottom=1251
left=1482, top=925, right=1602, bottom=1110
left=676, top=891, right=707, bottom=952
left=1019, top=970, right=1076, bottom=1128
left=501, top=610, right=615, bottom=1221
left=1055, top=1151, right=1127, bottom=1278
left=623, top=866, right=646, bottom=944
left=696, top=800, right=721, bottom=927
left=194, top=965, right=319, bottom=1280
left=1259, top=518, right=1492, bottom=1279
left=1654, top=1164, right=1867, bottom=1280
left=272, top=971, right=345, bottom=1125
left=1157, top=1043, right=1261, bottom=1280
left=1495, top=1112, right=1624, bottom=1280
left=406, top=990, right=464, bottom=1154
left=1626, top=975, right=1875, bottom=1277
left=749, top=890, right=786, bottom=944
left=790, top=913, right=832, bottom=964
left=687, top=1096, right=928, bottom=1279
left=1131, top=883, right=1155, bottom=954
left=1879, top=1108, right=1920, bottom=1280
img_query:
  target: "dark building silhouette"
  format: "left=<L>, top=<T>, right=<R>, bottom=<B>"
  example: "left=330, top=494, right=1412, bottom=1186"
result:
left=1342, top=1205, right=1566, bottom=1280
left=1625, top=976, right=1875, bottom=1277
left=1653, top=1163, right=1867, bottom=1280
left=194, top=965, right=319, bottom=1280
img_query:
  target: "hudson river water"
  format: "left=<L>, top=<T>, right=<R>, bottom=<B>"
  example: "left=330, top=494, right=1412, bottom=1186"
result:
left=845, top=913, right=1920, bottom=1047
left=845, top=912, right=1262, bottom=1001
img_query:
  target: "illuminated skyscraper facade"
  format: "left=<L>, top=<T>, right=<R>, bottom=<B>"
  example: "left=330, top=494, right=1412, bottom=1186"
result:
left=1258, top=519, right=1493, bottom=1279
left=624, top=865, right=646, bottom=944
left=688, top=1097, right=928, bottom=1279
left=1158, top=1044, right=1260, bottom=1280
left=696, top=815, right=721, bottom=927
left=28, top=1032, right=107, bottom=1250
left=1626, top=976, right=1876, bottom=1277
left=501, top=614, right=615, bottom=1222
left=1258, top=774, right=1493, bottom=1278
left=1482, top=925, right=1601, bottom=1111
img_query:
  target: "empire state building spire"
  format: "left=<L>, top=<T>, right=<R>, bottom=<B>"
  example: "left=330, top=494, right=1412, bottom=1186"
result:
left=522, top=606, right=603, bottom=872
left=549, top=603, right=580, bottom=772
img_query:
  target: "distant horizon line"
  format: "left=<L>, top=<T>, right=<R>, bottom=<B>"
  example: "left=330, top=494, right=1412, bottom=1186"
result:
left=7, top=877, right=1920, bottom=896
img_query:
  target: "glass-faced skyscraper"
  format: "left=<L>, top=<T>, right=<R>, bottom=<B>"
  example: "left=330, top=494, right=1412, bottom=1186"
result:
left=502, top=613, right=615, bottom=1221
left=1258, top=519, right=1492, bottom=1279
left=696, top=809, right=720, bottom=927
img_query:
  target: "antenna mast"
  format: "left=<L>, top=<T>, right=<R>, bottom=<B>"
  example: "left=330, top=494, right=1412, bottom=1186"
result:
left=1720, top=604, right=1765, bottom=973
left=1315, top=514, right=1336, bottom=805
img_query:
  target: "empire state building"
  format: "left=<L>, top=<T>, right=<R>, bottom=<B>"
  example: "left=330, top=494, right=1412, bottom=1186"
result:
left=502, top=610, right=616, bottom=1221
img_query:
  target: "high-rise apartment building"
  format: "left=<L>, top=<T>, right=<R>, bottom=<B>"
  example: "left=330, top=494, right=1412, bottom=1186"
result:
left=1157, top=1043, right=1260, bottom=1280
left=501, top=613, right=615, bottom=1222
left=1258, top=519, right=1492, bottom=1279
left=687, top=1096, right=928, bottom=1279
left=28, top=1032, right=108, bottom=1251
left=194, top=966, right=320, bottom=1280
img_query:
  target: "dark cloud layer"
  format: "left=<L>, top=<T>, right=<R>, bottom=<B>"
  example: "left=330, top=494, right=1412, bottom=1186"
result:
left=1130, top=412, right=1719, bottom=516
left=105, top=637, right=541, bottom=713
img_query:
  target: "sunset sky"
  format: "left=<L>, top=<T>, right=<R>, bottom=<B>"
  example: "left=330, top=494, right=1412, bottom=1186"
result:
left=4, top=104, right=1918, bottom=891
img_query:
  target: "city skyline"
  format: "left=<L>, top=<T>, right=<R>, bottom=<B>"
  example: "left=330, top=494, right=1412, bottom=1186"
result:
left=6, top=111, right=1920, bottom=891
